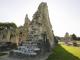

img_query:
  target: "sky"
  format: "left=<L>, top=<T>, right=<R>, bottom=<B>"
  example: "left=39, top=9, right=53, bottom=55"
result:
left=0, top=0, right=80, bottom=37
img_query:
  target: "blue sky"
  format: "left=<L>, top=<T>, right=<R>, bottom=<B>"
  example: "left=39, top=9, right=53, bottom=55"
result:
left=0, top=0, right=80, bottom=37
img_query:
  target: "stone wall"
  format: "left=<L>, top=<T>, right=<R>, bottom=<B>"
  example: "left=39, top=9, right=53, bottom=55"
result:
left=31, top=2, right=54, bottom=48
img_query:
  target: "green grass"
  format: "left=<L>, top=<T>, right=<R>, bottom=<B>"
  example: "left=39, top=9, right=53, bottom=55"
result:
left=47, top=44, right=80, bottom=60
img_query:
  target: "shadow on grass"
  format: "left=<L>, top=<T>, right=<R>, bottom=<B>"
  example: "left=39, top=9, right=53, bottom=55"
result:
left=47, top=44, right=80, bottom=60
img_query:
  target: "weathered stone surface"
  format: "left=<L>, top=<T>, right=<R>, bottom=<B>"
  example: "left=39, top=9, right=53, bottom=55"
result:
left=18, top=15, right=30, bottom=45
left=31, top=2, right=54, bottom=48
left=24, top=14, right=30, bottom=41
left=0, top=23, right=18, bottom=44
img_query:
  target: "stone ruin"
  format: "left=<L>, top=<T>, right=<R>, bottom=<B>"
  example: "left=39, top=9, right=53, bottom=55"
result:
left=0, top=23, right=18, bottom=45
left=10, top=2, right=54, bottom=57
left=0, top=2, right=54, bottom=58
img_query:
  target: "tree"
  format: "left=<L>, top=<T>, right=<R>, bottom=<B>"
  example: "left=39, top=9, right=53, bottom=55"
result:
left=71, top=34, right=77, bottom=40
left=71, top=34, right=78, bottom=46
left=64, top=32, right=70, bottom=44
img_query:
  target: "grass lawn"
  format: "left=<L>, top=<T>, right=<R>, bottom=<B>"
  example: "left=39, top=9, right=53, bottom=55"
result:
left=47, top=44, right=80, bottom=60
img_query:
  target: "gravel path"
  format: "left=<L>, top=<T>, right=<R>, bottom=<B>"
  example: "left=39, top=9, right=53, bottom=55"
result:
left=0, top=52, right=51, bottom=60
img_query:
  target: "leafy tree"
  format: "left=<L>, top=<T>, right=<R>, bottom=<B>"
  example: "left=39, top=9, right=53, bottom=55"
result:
left=71, top=34, right=77, bottom=40
left=64, top=32, right=70, bottom=44
left=70, top=34, right=78, bottom=46
left=64, top=32, right=69, bottom=38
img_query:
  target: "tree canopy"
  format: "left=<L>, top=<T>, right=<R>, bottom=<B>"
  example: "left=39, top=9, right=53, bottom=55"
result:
left=71, top=34, right=77, bottom=40
left=64, top=32, right=69, bottom=38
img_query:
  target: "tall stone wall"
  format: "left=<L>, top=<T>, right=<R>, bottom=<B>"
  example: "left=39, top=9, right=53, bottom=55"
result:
left=31, top=2, right=54, bottom=48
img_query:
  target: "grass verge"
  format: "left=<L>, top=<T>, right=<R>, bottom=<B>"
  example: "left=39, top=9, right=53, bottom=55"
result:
left=47, top=44, right=80, bottom=60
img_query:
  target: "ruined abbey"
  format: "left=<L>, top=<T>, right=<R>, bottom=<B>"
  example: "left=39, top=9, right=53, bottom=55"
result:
left=0, top=2, right=54, bottom=51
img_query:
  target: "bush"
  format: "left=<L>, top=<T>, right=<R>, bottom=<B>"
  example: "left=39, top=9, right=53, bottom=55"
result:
left=73, top=41, right=77, bottom=46
left=54, top=36, right=58, bottom=45
left=0, top=53, right=7, bottom=56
